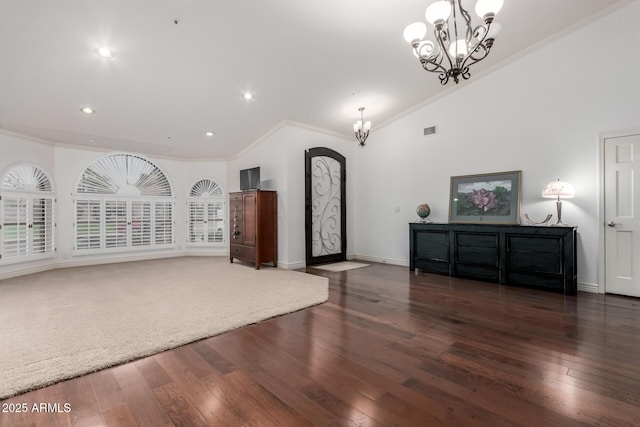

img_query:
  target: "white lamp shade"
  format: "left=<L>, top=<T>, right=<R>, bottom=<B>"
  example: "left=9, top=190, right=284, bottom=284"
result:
left=403, top=22, right=427, bottom=43
left=364, top=121, right=371, bottom=131
left=425, top=1, right=452, bottom=25
left=542, top=180, right=575, bottom=199
left=354, top=120, right=363, bottom=132
left=475, top=0, right=504, bottom=18
left=477, top=22, right=501, bottom=40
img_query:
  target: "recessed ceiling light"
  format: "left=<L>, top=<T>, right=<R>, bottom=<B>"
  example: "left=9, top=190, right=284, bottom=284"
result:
left=95, top=47, right=115, bottom=58
left=81, top=107, right=95, bottom=114
left=243, top=92, right=253, bottom=100
left=205, top=131, right=215, bottom=137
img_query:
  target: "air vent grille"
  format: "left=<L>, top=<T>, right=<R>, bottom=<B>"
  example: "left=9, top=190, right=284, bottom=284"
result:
left=424, top=126, right=437, bottom=136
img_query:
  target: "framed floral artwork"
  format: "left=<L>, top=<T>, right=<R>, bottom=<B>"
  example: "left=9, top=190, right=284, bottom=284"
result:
left=449, top=170, right=522, bottom=224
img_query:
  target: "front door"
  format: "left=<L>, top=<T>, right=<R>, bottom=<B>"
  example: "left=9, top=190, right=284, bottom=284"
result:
left=604, top=133, right=640, bottom=297
left=305, top=147, right=346, bottom=266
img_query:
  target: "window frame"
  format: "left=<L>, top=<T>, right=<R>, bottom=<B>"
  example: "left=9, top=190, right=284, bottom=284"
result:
left=0, top=164, right=56, bottom=265
left=73, top=153, right=175, bottom=255
left=186, top=179, right=226, bottom=247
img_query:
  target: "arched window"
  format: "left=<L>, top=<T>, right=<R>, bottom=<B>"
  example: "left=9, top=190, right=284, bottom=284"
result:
left=1, top=164, right=56, bottom=263
left=187, top=179, right=225, bottom=246
left=74, top=154, right=174, bottom=254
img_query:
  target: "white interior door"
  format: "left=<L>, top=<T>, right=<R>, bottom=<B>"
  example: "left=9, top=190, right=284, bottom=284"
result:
left=605, top=133, right=640, bottom=297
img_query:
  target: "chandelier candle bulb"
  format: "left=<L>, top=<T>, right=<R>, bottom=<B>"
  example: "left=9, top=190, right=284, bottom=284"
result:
left=475, top=0, right=504, bottom=21
left=403, top=22, right=427, bottom=44
left=425, top=1, right=452, bottom=25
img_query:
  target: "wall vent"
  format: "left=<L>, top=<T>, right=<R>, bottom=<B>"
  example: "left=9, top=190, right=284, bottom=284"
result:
left=424, top=125, right=437, bottom=136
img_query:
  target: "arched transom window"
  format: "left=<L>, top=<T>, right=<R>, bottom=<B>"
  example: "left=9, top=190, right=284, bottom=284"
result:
left=74, top=154, right=174, bottom=254
left=187, top=179, right=225, bottom=246
left=77, top=153, right=172, bottom=196
left=0, top=163, right=56, bottom=263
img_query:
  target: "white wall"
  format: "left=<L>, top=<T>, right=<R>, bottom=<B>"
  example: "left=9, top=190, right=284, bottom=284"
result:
left=354, top=1, right=640, bottom=290
left=227, top=122, right=357, bottom=269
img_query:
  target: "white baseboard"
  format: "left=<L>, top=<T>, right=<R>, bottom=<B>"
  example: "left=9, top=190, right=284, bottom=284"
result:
left=0, top=253, right=232, bottom=281
left=55, top=252, right=182, bottom=269
left=354, top=254, right=409, bottom=267
left=578, top=282, right=600, bottom=293
left=0, top=262, right=58, bottom=281
left=184, top=249, right=228, bottom=257
left=277, top=261, right=306, bottom=270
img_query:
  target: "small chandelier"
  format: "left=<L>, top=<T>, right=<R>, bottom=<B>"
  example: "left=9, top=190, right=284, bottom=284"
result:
left=403, top=0, right=504, bottom=85
left=353, top=107, right=371, bottom=146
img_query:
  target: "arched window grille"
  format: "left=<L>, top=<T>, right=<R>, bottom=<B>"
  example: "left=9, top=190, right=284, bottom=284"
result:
left=0, top=164, right=56, bottom=263
left=74, top=154, right=174, bottom=254
left=187, top=179, right=225, bottom=246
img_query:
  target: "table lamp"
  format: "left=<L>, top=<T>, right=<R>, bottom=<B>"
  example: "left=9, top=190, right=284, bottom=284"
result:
left=542, top=179, right=575, bottom=226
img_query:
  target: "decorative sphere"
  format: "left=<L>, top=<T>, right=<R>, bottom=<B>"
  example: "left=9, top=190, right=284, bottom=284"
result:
left=416, top=203, right=431, bottom=219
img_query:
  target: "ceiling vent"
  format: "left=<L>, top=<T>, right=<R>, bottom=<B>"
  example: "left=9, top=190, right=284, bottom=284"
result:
left=423, top=125, right=437, bottom=136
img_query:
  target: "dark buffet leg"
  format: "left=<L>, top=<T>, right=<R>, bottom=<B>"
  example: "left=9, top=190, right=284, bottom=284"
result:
left=2, top=262, right=640, bottom=426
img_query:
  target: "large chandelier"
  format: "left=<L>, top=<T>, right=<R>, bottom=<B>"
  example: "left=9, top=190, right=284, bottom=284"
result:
left=403, top=0, right=504, bottom=85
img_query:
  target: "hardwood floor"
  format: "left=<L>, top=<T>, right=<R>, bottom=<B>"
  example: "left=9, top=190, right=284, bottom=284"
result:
left=2, top=262, right=640, bottom=426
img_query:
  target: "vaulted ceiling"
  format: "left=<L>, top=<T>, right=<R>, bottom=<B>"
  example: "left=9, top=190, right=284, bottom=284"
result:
left=0, top=0, right=631, bottom=159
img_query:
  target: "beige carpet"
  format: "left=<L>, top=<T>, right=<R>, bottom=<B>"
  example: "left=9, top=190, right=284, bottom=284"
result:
left=313, top=261, right=370, bottom=272
left=0, top=257, right=328, bottom=399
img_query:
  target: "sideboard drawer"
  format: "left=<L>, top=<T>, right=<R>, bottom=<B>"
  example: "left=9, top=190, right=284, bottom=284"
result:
left=455, top=232, right=499, bottom=267
left=507, top=235, right=562, bottom=274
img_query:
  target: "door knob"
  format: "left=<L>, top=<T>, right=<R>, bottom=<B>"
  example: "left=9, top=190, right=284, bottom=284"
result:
left=607, top=221, right=616, bottom=227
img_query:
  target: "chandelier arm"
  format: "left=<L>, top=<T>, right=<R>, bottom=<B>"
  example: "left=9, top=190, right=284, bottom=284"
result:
left=459, top=66, right=471, bottom=81
left=455, top=0, right=473, bottom=45
left=354, top=129, right=369, bottom=146
left=419, top=56, right=450, bottom=85
left=459, top=21, right=494, bottom=70
left=434, top=27, right=456, bottom=77
left=466, top=44, right=490, bottom=63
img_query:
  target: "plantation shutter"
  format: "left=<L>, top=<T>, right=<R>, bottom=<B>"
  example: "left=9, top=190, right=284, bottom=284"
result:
left=76, top=199, right=101, bottom=250
left=105, top=200, right=128, bottom=249
left=188, top=201, right=205, bottom=244
left=207, top=201, right=224, bottom=243
left=131, top=201, right=151, bottom=247
left=31, top=198, right=54, bottom=254
left=154, top=201, right=173, bottom=245
left=2, top=196, right=28, bottom=259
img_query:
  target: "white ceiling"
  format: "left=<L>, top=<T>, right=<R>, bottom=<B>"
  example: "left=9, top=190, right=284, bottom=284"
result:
left=0, top=0, right=631, bottom=160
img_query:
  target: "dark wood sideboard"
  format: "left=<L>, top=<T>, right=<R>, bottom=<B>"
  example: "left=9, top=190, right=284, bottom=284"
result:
left=409, top=223, right=577, bottom=295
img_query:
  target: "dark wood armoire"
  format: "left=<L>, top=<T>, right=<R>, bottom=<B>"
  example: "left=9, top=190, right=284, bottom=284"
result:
left=229, top=190, right=277, bottom=269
